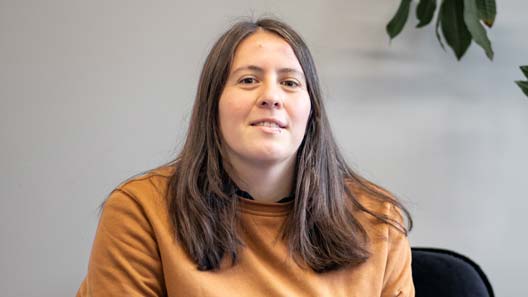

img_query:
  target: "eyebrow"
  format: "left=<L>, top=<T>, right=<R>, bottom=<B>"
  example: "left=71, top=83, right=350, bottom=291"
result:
left=231, top=65, right=305, bottom=81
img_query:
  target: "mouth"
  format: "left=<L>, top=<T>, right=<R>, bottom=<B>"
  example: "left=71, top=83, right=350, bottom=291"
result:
left=249, top=119, right=287, bottom=129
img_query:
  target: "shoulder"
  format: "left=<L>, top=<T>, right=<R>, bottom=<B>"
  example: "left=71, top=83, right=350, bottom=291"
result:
left=102, top=164, right=176, bottom=213
left=346, top=179, right=402, bottom=220
left=345, top=180, right=414, bottom=295
left=95, top=164, right=178, bottom=243
left=114, top=165, right=174, bottom=197
left=345, top=178, right=408, bottom=238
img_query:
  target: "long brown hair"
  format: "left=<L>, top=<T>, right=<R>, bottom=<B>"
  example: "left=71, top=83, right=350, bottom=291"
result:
left=166, top=18, right=412, bottom=273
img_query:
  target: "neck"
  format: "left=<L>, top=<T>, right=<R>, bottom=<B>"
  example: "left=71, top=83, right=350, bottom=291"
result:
left=225, top=156, right=296, bottom=203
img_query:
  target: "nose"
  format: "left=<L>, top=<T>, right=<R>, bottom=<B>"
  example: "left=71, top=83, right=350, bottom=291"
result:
left=256, top=82, right=283, bottom=109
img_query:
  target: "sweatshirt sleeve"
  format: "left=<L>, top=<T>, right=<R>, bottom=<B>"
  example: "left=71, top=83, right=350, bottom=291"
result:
left=77, top=189, right=165, bottom=297
left=381, top=210, right=415, bottom=297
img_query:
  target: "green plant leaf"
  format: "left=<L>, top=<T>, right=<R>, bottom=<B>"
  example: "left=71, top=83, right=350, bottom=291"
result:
left=520, top=65, right=528, bottom=79
left=476, top=0, right=497, bottom=27
left=435, top=5, right=446, bottom=50
left=441, top=0, right=472, bottom=60
left=387, top=0, right=412, bottom=39
left=464, top=0, right=494, bottom=60
left=515, top=81, right=528, bottom=97
left=416, top=0, right=437, bottom=28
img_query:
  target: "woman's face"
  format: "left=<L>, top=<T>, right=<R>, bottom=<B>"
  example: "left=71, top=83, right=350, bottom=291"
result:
left=218, top=30, right=311, bottom=167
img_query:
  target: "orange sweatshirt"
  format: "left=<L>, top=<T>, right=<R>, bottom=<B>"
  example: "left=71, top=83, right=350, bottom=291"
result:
left=77, top=166, right=414, bottom=297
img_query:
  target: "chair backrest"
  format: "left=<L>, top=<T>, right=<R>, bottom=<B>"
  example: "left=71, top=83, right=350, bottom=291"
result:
left=411, top=247, right=494, bottom=297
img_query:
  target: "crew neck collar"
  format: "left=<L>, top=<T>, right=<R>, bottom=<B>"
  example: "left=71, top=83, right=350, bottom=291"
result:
left=236, top=195, right=293, bottom=216
left=234, top=188, right=294, bottom=203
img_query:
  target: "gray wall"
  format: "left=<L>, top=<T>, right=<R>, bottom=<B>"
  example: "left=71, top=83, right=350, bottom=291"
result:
left=1, top=0, right=527, bottom=296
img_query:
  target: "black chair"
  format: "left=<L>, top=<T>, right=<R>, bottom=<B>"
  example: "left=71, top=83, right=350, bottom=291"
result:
left=411, top=248, right=494, bottom=297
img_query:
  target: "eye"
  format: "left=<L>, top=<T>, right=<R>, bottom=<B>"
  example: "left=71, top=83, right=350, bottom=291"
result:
left=281, top=79, right=300, bottom=88
left=239, top=77, right=258, bottom=84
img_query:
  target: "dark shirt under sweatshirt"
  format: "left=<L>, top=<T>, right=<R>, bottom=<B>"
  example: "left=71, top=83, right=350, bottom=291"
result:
left=235, top=188, right=294, bottom=203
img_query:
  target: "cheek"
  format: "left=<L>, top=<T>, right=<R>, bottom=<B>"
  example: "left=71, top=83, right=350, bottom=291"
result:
left=218, top=91, right=250, bottom=132
left=218, top=92, right=234, bottom=125
left=292, top=97, right=312, bottom=132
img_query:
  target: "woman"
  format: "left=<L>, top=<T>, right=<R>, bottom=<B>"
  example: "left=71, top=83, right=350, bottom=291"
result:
left=77, top=18, right=414, bottom=297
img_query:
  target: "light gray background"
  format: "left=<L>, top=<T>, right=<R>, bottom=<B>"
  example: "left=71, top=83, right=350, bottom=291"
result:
left=1, top=0, right=527, bottom=296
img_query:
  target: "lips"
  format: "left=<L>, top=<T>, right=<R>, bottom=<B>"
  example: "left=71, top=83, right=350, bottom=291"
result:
left=249, top=118, right=287, bottom=128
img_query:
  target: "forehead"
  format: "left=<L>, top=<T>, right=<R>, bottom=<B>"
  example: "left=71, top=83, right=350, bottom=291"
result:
left=231, top=30, right=301, bottom=68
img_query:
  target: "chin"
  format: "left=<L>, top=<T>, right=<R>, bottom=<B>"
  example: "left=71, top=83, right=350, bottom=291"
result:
left=225, top=142, right=297, bottom=166
left=241, top=147, right=291, bottom=164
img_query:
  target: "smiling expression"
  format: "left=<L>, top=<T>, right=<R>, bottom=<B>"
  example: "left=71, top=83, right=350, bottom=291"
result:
left=218, top=30, right=312, bottom=167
